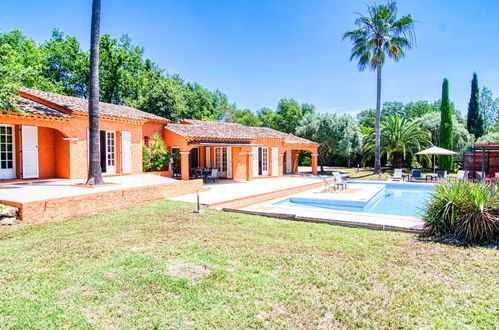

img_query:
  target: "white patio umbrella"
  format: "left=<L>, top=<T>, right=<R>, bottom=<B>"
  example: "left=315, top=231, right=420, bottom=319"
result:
left=416, top=146, right=458, bottom=173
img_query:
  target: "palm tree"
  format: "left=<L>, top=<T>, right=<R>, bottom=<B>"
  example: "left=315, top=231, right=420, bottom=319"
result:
left=343, top=1, right=415, bottom=174
left=86, top=0, right=104, bottom=185
left=361, top=115, right=432, bottom=168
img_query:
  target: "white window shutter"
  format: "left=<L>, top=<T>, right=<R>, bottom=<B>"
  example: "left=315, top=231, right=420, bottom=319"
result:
left=252, top=147, right=259, bottom=177
left=286, top=150, right=292, bottom=173
left=227, top=147, right=232, bottom=178
left=272, top=147, right=278, bottom=176
left=121, top=131, right=132, bottom=174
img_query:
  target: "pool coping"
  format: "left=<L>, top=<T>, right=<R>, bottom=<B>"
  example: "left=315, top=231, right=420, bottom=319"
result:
left=224, top=207, right=425, bottom=233
left=222, top=180, right=429, bottom=233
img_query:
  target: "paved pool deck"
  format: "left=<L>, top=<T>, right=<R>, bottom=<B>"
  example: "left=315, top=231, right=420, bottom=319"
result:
left=172, top=178, right=427, bottom=232
left=239, top=185, right=425, bottom=232
left=0, top=174, right=178, bottom=203
left=171, top=176, right=325, bottom=206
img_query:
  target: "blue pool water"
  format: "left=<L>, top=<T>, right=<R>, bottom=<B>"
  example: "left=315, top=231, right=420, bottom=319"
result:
left=274, top=182, right=434, bottom=217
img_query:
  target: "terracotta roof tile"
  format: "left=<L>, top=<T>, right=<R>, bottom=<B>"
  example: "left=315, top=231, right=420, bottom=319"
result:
left=16, top=97, right=72, bottom=118
left=20, top=88, right=169, bottom=122
left=166, top=119, right=318, bottom=145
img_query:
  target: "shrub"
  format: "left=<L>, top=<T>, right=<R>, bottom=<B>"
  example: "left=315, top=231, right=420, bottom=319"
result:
left=301, top=156, right=312, bottom=166
left=143, top=133, right=171, bottom=172
left=423, top=180, right=499, bottom=244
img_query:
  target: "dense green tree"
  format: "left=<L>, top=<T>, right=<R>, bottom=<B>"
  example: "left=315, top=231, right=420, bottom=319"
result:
left=357, top=100, right=437, bottom=127
left=255, top=100, right=315, bottom=134
left=466, top=73, right=484, bottom=138
left=476, top=131, right=499, bottom=143
left=382, top=101, right=405, bottom=118
left=225, top=108, right=261, bottom=126
left=42, top=29, right=89, bottom=98
left=361, top=114, right=432, bottom=168
left=0, top=35, right=25, bottom=111
left=479, top=87, right=499, bottom=133
left=419, top=112, right=474, bottom=165
left=335, top=115, right=363, bottom=167
left=300, top=103, right=316, bottom=116
left=98, top=34, right=144, bottom=104
left=184, top=83, right=228, bottom=121
left=257, top=107, right=277, bottom=128
left=273, top=99, right=303, bottom=134
left=297, top=113, right=362, bottom=169
left=404, top=100, right=437, bottom=119
left=344, top=1, right=415, bottom=174
left=129, top=76, right=188, bottom=122
left=438, top=78, right=454, bottom=171
left=0, top=30, right=57, bottom=110
left=357, top=110, right=376, bottom=128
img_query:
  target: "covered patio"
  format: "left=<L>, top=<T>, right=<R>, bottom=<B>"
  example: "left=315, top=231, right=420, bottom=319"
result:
left=164, top=120, right=319, bottom=181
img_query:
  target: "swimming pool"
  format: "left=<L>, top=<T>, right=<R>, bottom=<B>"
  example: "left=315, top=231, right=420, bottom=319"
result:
left=274, top=182, right=434, bottom=218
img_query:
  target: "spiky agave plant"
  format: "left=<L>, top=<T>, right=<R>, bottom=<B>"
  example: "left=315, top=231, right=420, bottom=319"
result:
left=456, top=182, right=499, bottom=243
left=423, top=180, right=499, bottom=244
left=423, top=180, right=467, bottom=236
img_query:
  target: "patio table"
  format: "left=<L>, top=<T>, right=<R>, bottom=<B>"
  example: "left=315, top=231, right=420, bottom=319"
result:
left=425, top=174, right=437, bottom=182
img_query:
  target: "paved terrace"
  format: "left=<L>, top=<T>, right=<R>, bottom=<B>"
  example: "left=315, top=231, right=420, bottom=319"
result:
left=171, top=176, right=326, bottom=206
left=173, top=178, right=425, bottom=233
left=0, top=174, right=177, bottom=203
left=0, top=174, right=203, bottom=223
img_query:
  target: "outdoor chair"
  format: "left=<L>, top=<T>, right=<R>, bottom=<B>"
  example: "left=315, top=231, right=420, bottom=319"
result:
left=390, top=169, right=403, bottom=181
left=410, top=169, right=424, bottom=182
left=437, top=170, right=448, bottom=180
left=206, top=169, right=219, bottom=183
left=332, top=172, right=348, bottom=191
left=456, top=170, right=468, bottom=180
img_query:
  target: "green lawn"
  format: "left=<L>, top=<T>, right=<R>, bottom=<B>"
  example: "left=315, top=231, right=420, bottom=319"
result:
left=0, top=201, right=497, bottom=328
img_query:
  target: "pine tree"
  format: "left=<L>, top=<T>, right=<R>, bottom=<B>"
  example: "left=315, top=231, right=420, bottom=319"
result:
left=438, top=78, right=453, bottom=171
left=466, top=72, right=484, bottom=138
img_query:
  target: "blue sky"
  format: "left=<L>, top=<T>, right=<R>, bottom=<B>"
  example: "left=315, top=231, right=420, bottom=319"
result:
left=1, top=0, right=498, bottom=116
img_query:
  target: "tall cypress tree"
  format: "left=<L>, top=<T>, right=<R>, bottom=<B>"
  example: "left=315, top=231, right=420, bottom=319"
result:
left=466, top=72, right=484, bottom=138
left=438, top=78, right=453, bottom=171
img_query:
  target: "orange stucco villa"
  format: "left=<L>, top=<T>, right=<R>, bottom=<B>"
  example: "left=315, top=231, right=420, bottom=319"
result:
left=0, top=89, right=318, bottom=183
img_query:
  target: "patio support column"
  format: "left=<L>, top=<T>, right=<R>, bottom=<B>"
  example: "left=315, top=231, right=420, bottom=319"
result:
left=246, top=152, right=253, bottom=181
left=180, top=151, right=190, bottom=181
left=291, top=150, right=299, bottom=174
left=311, top=153, right=318, bottom=175
left=236, top=148, right=253, bottom=181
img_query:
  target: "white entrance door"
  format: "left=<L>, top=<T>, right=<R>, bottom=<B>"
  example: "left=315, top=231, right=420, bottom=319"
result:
left=22, top=125, right=38, bottom=179
left=0, top=125, right=16, bottom=179
left=272, top=147, right=278, bottom=176
left=214, top=147, right=228, bottom=178
left=286, top=150, right=292, bottom=174
left=260, top=147, right=268, bottom=176
left=121, top=131, right=132, bottom=174
left=105, top=131, right=116, bottom=174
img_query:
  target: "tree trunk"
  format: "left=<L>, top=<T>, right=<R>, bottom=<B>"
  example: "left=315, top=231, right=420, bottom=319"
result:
left=86, top=0, right=104, bottom=185
left=319, top=151, right=325, bottom=174
left=374, top=62, right=382, bottom=174
left=392, top=152, right=403, bottom=169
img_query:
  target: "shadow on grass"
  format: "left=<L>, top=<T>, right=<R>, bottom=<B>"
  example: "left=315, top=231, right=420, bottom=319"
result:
left=416, top=232, right=499, bottom=249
